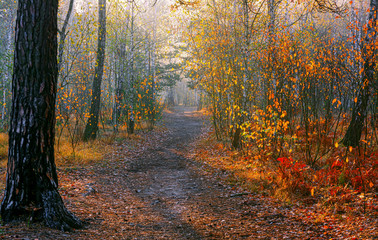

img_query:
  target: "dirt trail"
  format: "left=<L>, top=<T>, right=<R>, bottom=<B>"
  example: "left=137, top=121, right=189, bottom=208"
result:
left=1, top=107, right=370, bottom=239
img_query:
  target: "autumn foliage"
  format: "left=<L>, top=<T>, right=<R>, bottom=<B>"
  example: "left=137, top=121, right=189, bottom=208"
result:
left=183, top=0, right=377, bottom=202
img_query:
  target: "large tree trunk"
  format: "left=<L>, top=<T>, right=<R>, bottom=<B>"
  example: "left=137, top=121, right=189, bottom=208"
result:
left=342, top=0, right=377, bottom=147
left=0, top=0, right=82, bottom=230
left=83, top=0, right=107, bottom=141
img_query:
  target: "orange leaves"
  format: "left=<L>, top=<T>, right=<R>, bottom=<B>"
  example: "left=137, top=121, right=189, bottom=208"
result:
left=268, top=92, right=275, bottom=100
left=332, top=98, right=342, bottom=108
left=305, top=61, right=314, bottom=72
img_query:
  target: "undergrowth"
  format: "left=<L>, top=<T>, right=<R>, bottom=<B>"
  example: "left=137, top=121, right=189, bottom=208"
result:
left=0, top=121, right=154, bottom=169
left=193, top=125, right=378, bottom=216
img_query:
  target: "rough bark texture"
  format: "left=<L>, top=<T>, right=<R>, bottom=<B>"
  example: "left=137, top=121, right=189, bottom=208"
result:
left=342, top=0, right=377, bottom=147
left=83, top=0, right=107, bottom=141
left=0, top=0, right=83, bottom=230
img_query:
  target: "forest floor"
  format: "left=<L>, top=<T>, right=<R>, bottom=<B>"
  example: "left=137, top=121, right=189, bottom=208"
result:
left=0, top=107, right=376, bottom=239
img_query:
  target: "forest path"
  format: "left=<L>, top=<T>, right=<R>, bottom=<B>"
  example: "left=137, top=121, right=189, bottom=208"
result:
left=2, top=107, right=366, bottom=239
left=81, top=106, right=281, bottom=239
left=74, top=106, right=328, bottom=239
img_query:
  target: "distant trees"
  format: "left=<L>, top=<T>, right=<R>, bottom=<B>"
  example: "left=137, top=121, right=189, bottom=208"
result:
left=0, top=1, right=16, bottom=130
left=0, top=1, right=181, bottom=143
left=106, top=0, right=165, bottom=134
left=58, top=0, right=75, bottom=74
left=0, top=0, right=82, bottom=230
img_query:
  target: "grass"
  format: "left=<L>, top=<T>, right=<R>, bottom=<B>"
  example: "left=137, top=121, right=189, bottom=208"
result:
left=55, top=135, right=114, bottom=166
left=0, top=118, right=157, bottom=171
left=54, top=121, right=153, bottom=167
left=0, top=123, right=139, bottom=169
left=0, top=133, right=8, bottom=168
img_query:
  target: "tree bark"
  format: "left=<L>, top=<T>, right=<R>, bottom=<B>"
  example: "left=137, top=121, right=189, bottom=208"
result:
left=0, top=0, right=82, bottom=230
left=83, top=0, right=107, bottom=141
left=342, top=0, right=377, bottom=147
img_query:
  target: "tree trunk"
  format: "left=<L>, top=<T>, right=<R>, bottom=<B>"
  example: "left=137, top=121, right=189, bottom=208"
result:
left=149, top=6, right=157, bottom=129
left=167, top=87, right=175, bottom=107
left=127, top=1, right=135, bottom=135
left=197, top=91, right=203, bottom=111
left=113, top=41, right=126, bottom=133
left=0, top=0, right=82, bottom=230
left=58, top=0, right=75, bottom=74
left=83, top=0, right=107, bottom=141
left=342, top=0, right=377, bottom=147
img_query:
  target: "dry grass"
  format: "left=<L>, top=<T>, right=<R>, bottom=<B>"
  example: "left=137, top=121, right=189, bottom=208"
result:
left=0, top=125, right=129, bottom=169
left=55, top=136, right=114, bottom=167
left=0, top=133, right=8, bottom=168
left=54, top=122, right=157, bottom=167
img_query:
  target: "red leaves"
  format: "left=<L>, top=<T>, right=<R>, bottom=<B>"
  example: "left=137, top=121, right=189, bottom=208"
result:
left=277, top=157, right=306, bottom=172
left=276, top=157, right=311, bottom=196
left=331, top=159, right=342, bottom=169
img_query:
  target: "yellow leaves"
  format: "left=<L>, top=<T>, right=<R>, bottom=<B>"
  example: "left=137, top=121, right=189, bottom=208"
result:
left=335, top=142, right=339, bottom=148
